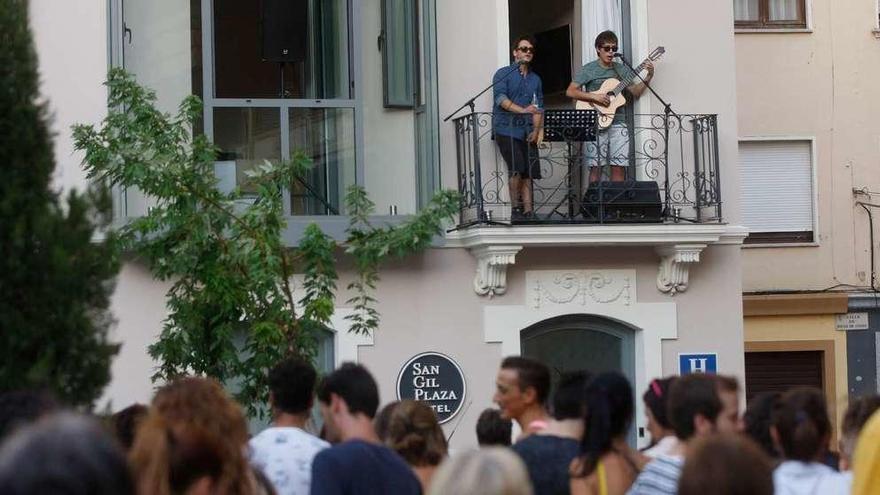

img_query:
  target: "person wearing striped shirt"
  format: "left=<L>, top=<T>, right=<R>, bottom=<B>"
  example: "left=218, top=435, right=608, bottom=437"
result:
left=626, top=374, right=725, bottom=495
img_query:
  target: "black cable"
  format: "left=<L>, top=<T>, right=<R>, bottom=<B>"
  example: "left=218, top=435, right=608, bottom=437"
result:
left=857, top=201, right=879, bottom=292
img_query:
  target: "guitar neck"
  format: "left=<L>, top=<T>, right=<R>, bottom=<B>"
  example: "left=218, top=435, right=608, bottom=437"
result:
left=613, top=58, right=650, bottom=93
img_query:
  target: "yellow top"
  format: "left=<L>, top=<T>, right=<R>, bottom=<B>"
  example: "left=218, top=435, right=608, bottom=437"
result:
left=597, top=459, right=608, bottom=495
left=854, top=410, right=880, bottom=495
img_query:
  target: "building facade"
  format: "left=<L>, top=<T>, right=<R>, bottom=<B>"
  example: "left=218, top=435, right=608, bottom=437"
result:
left=32, top=0, right=745, bottom=450
left=736, top=0, right=880, bottom=430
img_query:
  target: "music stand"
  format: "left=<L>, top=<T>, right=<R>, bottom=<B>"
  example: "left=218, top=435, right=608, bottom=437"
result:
left=540, top=109, right=597, bottom=221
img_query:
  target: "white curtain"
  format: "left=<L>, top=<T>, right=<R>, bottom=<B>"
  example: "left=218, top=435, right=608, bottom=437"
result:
left=733, top=0, right=760, bottom=21
left=769, top=0, right=799, bottom=21
left=581, top=0, right=623, bottom=64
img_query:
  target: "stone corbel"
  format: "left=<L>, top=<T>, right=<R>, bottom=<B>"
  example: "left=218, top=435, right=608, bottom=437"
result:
left=471, top=245, right=523, bottom=297
left=655, top=244, right=706, bottom=295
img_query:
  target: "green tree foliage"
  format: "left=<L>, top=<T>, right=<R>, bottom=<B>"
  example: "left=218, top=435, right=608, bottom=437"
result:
left=0, top=0, right=120, bottom=407
left=73, top=69, right=458, bottom=416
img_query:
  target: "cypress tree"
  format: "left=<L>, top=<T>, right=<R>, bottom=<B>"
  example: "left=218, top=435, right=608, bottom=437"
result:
left=0, top=0, right=120, bottom=407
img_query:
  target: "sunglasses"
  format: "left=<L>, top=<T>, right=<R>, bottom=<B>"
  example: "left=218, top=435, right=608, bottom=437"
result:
left=516, top=46, right=535, bottom=54
left=600, top=45, right=618, bottom=53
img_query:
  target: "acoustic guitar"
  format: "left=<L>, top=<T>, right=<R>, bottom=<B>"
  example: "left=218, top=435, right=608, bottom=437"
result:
left=574, top=46, right=666, bottom=129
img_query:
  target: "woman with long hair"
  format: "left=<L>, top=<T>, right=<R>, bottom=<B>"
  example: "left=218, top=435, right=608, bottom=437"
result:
left=429, top=448, right=532, bottom=495
left=129, top=376, right=257, bottom=495
left=570, top=372, right=646, bottom=495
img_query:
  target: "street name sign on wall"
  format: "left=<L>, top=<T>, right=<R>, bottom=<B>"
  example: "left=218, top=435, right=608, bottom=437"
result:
left=679, top=353, right=718, bottom=374
left=396, top=352, right=466, bottom=424
left=836, top=312, right=869, bottom=331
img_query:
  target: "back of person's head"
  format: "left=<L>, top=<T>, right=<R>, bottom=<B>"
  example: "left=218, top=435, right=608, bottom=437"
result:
left=476, top=408, right=512, bottom=447
left=678, top=433, right=774, bottom=495
left=853, top=410, right=880, bottom=495
left=552, top=371, right=590, bottom=420
left=594, top=30, right=618, bottom=49
left=744, top=391, right=781, bottom=458
left=316, top=362, right=380, bottom=418
left=129, top=376, right=253, bottom=495
left=428, top=447, right=533, bottom=495
left=0, top=413, right=134, bottom=495
left=771, top=387, right=830, bottom=462
left=643, top=376, right=676, bottom=431
left=268, top=357, right=317, bottom=415
left=578, top=372, right=634, bottom=475
left=716, top=375, right=739, bottom=394
left=0, top=389, right=58, bottom=440
left=668, top=373, right=722, bottom=441
left=376, top=400, right=447, bottom=467
left=841, top=395, right=880, bottom=467
left=111, top=403, right=147, bottom=452
left=500, top=356, right=551, bottom=405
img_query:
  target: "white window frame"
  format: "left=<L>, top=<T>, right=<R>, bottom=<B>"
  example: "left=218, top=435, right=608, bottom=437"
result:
left=734, top=0, right=814, bottom=34
left=739, top=136, right=819, bottom=248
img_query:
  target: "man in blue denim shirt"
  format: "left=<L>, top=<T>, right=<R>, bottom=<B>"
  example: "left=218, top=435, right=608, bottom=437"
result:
left=492, top=35, right=543, bottom=219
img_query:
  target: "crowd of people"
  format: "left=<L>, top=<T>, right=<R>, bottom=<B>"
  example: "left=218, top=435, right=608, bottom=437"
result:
left=2, top=356, right=880, bottom=495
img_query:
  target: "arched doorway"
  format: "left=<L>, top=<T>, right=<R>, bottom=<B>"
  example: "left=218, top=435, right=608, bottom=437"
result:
left=521, top=314, right=635, bottom=381
left=521, top=314, right=637, bottom=443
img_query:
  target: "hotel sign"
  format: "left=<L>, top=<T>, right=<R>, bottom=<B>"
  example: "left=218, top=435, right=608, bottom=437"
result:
left=396, top=352, right=466, bottom=424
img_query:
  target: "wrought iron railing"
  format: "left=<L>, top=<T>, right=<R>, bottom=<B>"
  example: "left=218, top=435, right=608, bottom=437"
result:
left=452, top=110, right=722, bottom=226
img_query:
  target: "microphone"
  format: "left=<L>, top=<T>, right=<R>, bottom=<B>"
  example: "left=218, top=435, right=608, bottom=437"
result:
left=613, top=53, right=624, bottom=58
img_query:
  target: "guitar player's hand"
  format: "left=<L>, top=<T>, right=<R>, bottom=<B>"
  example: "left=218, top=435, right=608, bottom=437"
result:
left=591, top=94, right=611, bottom=107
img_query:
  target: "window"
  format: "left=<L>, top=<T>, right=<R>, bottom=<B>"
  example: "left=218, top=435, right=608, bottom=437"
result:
left=381, top=0, right=417, bottom=108
left=734, top=0, right=807, bottom=29
left=739, top=140, right=815, bottom=244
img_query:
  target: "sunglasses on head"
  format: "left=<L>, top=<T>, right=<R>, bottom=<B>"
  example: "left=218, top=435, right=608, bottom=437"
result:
left=600, top=45, right=618, bottom=53
left=517, top=46, right=534, bottom=53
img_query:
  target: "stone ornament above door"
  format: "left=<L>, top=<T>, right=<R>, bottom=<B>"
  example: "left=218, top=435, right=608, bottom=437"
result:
left=527, top=270, right=635, bottom=308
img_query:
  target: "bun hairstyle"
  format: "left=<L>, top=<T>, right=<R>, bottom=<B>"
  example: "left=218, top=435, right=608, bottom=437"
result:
left=578, top=372, right=634, bottom=476
left=376, top=400, right=447, bottom=467
left=771, top=387, right=830, bottom=462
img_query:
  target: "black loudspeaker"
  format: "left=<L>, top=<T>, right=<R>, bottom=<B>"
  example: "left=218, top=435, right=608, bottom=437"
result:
left=261, top=0, right=309, bottom=63
left=581, top=181, right=663, bottom=223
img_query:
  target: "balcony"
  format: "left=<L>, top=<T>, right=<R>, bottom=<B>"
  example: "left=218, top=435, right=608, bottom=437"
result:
left=445, top=111, right=747, bottom=297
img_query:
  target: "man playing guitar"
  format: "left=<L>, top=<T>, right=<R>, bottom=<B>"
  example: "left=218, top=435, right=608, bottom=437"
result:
left=565, top=31, right=655, bottom=183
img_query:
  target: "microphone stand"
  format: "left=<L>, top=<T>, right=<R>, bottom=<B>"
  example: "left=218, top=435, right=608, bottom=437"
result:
left=615, top=53, right=684, bottom=222
left=443, top=61, right=524, bottom=122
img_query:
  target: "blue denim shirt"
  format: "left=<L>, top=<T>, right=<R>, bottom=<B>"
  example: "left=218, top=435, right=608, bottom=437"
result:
left=492, top=64, right=543, bottom=140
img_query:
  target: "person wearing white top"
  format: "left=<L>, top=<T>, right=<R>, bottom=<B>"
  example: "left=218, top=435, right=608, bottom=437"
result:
left=249, top=358, right=329, bottom=495
left=770, top=387, right=852, bottom=495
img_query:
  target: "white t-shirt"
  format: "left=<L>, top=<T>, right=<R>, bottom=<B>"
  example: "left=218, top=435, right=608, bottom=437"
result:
left=248, top=426, right=330, bottom=495
left=643, top=436, right=680, bottom=459
left=773, top=460, right=851, bottom=495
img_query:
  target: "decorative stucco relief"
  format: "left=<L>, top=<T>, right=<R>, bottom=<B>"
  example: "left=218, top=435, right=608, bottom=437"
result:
left=527, top=270, right=636, bottom=309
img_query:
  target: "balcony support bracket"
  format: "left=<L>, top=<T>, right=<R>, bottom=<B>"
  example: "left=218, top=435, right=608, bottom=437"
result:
left=472, top=245, right=523, bottom=297
left=655, top=244, right=706, bottom=296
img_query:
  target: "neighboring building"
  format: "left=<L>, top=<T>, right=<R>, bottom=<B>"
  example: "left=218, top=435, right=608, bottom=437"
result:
left=32, top=0, right=745, bottom=449
left=736, top=0, right=880, bottom=432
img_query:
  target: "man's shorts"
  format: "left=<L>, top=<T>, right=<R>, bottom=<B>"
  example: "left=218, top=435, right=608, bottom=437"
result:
left=585, top=124, right=630, bottom=168
left=495, top=134, right=541, bottom=179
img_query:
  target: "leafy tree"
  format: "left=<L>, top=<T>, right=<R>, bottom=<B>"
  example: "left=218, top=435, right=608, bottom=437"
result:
left=0, top=0, right=120, bottom=407
left=73, top=69, right=458, bottom=416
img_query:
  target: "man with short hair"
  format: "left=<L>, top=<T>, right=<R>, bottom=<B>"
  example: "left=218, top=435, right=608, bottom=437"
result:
left=715, top=374, right=744, bottom=434
left=493, top=356, right=551, bottom=441
left=492, top=35, right=544, bottom=219
left=310, top=363, right=420, bottom=495
left=566, top=30, right=655, bottom=183
left=627, top=373, right=723, bottom=495
left=513, top=371, right=589, bottom=495
left=250, top=358, right=329, bottom=495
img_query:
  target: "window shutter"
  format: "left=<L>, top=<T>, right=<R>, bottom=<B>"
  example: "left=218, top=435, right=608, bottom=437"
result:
left=381, top=0, right=417, bottom=108
left=739, top=140, right=814, bottom=234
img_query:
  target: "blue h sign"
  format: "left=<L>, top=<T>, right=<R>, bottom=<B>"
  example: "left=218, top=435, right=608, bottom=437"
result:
left=679, top=353, right=718, bottom=374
